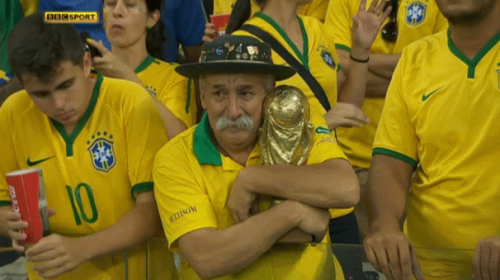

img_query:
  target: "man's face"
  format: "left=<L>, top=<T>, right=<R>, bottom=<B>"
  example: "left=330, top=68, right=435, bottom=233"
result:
left=200, top=73, right=271, bottom=151
left=435, top=0, right=498, bottom=25
left=21, top=54, right=93, bottom=130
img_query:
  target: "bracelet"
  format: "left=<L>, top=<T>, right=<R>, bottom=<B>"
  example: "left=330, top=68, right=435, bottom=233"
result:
left=350, top=54, right=369, bottom=63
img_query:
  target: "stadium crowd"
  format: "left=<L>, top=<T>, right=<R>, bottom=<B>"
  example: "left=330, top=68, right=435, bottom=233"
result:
left=0, top=0, right=500, bottom=279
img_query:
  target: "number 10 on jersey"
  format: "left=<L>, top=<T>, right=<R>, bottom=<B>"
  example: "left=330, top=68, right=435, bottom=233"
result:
left=66, top=183, right=98, bottom=225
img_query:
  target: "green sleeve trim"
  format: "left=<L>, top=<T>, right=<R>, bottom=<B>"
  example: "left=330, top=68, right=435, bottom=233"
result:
left=0, top=201, right=11, bottom=206
left=335, top=44, right=351, bottom=52
left=131, top=182, right=154, bottom=199
left=372, top=148, right=417, bottom=168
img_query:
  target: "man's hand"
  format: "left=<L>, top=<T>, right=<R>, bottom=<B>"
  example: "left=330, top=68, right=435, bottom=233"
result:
left=26, top=234, right=88, bottom=279
left=2, top=208, right=56, bottom=252
left=228, top=167, right=257, bottom=223
left=473, top=236, right=500, bottom=280
left=324, top=102, right=370, bottom=130
left=293, top=201, right=330, bottom=243
left=203, top=23, right=217, bottom=43
left=364, top=229, right=424, bottom=280
left=351, top=0, right=392, bottom=54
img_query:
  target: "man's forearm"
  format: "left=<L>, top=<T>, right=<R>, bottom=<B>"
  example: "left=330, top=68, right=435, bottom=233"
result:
left=180, top=201, right=300, bottom=279
left=244, top=160, right=359, bottom=209
left=337, top=46, right=369, bottom=108
left=367, top=53, right=401, bottom=79
left=368, top=154, right=413, bottom=231
left=78, top=193, right=161, bottom=261
left=365, top=70, right=391, bottom=98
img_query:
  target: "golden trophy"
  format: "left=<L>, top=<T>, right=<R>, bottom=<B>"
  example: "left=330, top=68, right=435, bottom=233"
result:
left=258, top=85, right=315, bottom=211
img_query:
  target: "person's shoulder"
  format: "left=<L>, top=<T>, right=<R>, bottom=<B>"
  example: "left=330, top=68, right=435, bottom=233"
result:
left=99, top=76, right=153, bottom=112
left=155, top=125, right=198, bottom=165
left=401, top=30, right=448, bottom=63
left=1, top=90, right=38, bottom=117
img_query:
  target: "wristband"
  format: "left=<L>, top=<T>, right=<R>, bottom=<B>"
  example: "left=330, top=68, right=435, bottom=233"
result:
left=350, top=54, right=369, bottom=63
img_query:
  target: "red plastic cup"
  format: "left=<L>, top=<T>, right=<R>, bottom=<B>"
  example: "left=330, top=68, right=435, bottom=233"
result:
left=210, top=13, right=231, bottom=38
left=7, top=168, right=50, bottom=243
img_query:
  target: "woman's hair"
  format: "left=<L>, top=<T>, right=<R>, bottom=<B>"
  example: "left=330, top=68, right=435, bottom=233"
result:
left=226, top=0, right=265, bottom=34
left=144, top=0, right=166, bottom=59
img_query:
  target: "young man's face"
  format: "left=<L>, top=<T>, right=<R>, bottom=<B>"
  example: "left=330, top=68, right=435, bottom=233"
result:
left=21, top=53, right=93, bottom=130
left=436, top=0, right=499, bottom=25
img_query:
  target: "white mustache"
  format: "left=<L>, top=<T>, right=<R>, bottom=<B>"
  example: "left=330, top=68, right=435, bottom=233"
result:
left=216, top=116, right=255, bottom=131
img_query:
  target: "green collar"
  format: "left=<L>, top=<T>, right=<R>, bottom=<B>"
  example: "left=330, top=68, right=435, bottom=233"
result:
left=448, top=28, right=500, bottom=79
left=134, top=55, right=156, bottom=73
left=254, top=12, right=310, bottom=71
left=51, top=74, right=103, bottom=156
left=193, top=112, right=222, bottom=165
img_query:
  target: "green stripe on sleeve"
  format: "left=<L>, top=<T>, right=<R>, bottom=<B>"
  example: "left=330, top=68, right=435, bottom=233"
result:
left=0, top=201, right=12, bottom=206
left=372, top=148, right=417, bottom=168
left=131, top=182, right=154, bottom=199
left=335, top=44, right=351, bottom=52
left=185, top=78, right=192, bottom=114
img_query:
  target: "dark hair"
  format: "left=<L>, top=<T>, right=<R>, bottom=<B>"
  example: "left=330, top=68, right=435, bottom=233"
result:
left=226, top=0, right=265, bottom=34
left=144, top=0, right=166, bottom=59
left=8, top=12, right=85, bottom=83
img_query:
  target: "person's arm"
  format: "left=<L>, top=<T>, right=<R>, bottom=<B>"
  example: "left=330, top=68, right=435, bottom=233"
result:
left=367, top=154, right=412, bottom=232
left=178, top=200, right=329, bottom=279
left=239, top=159, right=359, bottom=209
left=25, top=191, right=162, bottom=278
left=337, top=49, right=399, bottom=98
left=0, top=77, right=23, bottom=107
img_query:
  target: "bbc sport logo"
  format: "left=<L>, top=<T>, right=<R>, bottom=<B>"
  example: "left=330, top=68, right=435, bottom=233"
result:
left=44, top=12, right=99, bottom=24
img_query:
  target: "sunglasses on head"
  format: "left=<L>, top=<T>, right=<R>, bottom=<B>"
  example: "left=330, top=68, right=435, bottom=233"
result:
left=381, top=0, right=398, bottom=43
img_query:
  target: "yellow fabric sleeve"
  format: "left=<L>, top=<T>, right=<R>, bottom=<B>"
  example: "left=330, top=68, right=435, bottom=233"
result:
left=153, top=138, right=218, bottom=249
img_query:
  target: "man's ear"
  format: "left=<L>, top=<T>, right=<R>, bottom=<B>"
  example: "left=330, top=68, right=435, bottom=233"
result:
left=199, top=80, right=207, bottom=110
left=82, top=52, right=92, bottom=77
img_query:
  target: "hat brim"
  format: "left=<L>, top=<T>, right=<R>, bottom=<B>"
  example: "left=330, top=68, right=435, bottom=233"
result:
left=175, top=61, right=296, bottom=81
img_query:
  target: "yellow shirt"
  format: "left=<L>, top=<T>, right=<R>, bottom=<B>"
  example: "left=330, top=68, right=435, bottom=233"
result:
left=213, top=0, right=328, bottom=21
left=373, top=30, right=500, bottom=279
left=154, top=112, right=348, bottom=280
left=325, top=0, right=448, bottom=168
left=0, top=75, right=171, bottom=280
left=19, top=0, right=38, bottom=16
left=233, top=13, right=353, bottom=218
left=298, top=0, right=330, bottom=22
left=136, top=55, right=197, bottom=128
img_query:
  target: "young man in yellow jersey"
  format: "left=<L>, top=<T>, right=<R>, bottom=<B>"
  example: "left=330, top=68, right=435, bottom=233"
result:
left=364, top=0, right=500, bottom=279
left=153, top=35, right=360, bottom=280
left=0, top=13, right=169, bottom=280
left=325, top=0, right=448, bottom=240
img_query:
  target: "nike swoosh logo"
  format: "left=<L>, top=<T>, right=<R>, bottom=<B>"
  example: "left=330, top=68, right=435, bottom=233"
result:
left=422, top=87, right=442, bottom=101
left=27, top=156, right=54, bottom=167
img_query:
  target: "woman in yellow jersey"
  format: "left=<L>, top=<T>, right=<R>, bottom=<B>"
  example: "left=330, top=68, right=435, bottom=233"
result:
left=87, top=0, right=197, bottom=139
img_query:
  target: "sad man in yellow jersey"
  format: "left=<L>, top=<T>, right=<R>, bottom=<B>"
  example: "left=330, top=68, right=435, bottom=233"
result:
left=0, top=14, right=169, bottom=280
left=325, top=0, right=448, bottom=240
left=154, top=35, right=360, bottom=280
left=364, top=0, right=500, bottom=279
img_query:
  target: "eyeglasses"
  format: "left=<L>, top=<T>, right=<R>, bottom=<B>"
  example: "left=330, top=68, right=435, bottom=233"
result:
left=381, top=0, right=398, bottom=43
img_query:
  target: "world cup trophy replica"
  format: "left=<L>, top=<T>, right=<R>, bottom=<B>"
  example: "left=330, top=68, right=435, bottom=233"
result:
left=258, top=85, right=315, bottom=210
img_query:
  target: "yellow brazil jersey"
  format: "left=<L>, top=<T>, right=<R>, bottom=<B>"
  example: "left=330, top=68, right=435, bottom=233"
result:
left=233, top=13, right=353, bottom=219
left=325, top=0, right=448, bottom=168
left=298, top=0, right=330, bottom=22
left=136, top=55, right=197, bottom=128
left=153, top=112, right=348, bottom=280
left=213, top=0, right=328, bottom=21
left=0, top=75, right=173, bottom=280
left=373, top=30, right=500, bottom=279
left=213, top=0, right=260, bottom=16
